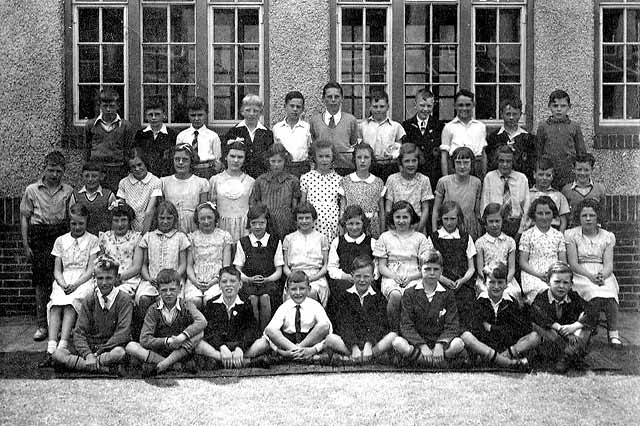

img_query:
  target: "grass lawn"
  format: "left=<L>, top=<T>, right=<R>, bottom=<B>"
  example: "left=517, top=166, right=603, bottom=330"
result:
left=1, top=372, right=638, bottom=426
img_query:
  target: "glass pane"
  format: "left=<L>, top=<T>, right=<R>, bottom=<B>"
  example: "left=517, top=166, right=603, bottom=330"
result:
left=143, top=7, right=167, bottom=43
left=476, top=44, right=496, bottom=82
left=603, top=45, right=624, bottom=82
left=213, top=46, right=234, bottom=83
left=434, top=84, right=456, bottom=121
left=239, top=46, right=260, bottom=83
left=239, top=85, right=260, bottom=109
left=78, top=8, right=99, bottom=43
left=342, top=84, right=363, bottom=117
left=171, top=46, right=195, bottom=83
left=143, top=85, right=168, bottom=119
left=475, top=85, right=497, bottom=120
left=171, top=85, right=195, bottom=123
left=476, top=9, right=496, bottom=43
left=102, top=8, right=124, bottom=42
left=366, top=45, right=386, bottom=83
left=213, top=9, right=235, bottom=43
left=499, top=44, right=521, bottom=82
left=405, top=4, right=429, bottom=43
left=213, top=85, right=234, bottom=120
left=366, top=8, right=386, bottom=43
left=433, top=45, right=457, bottom=83
left=78, top=45, right=100, bottom=83
left=628, top=45, right=640, bottom=82
left=102, top=45, right=124, bottom=83
left=627, top=85, right=640, bottom=119
left=629, top=9, right=640, bottom=43
left=405, top=45, right=429, bottom=83
left=143, top=46, right=168, bottom=83
left=603, top=9, right=624, bottom=43
left=499, top=85, right=521, bottom=112
left=499, top=9, right=520, bottom=43
left=404, top=85, right=421, bottom=118
left=238, top=9, right=259, bottom=43
left=433, top=5, right=457, bottom=43
left=341, top=45, right=363, bottom=83
left=602, top=85, right=623, bottom=119
left=342, top=8, right=363, bottom=43
left=78, top=85, right=100, bottom=120
left=171, top=6, right=195, bottom=43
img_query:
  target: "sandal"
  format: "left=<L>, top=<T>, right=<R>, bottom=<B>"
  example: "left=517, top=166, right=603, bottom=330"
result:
left=609, top=336, right=623, bottom=348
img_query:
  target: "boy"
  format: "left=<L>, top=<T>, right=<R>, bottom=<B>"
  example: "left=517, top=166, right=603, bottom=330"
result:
left=530, top=262, right=597, bottom=373
left=224, top=94, right=274, bottom=178
left=309, top=81, right=361, bottom=176
left=486, top=97, right=536, bottom=183
left=126, top=268, right=206, bottom=376
left=392, top=250, right=465, bottom=367
left=402, top=88, right=442, bottom=191
left=52, top=255, right=133, bottom=373
left=561, top=153, right=607, bottom=227
left=460, top=262, right=537, bottom=370
left=481, top=145, right=530, bottom=238
left=440, top=89, right=487, bottom=179
left=85, top=88, right=136, bottom=191
left=325, top=256, right=396, bottom=363
left=359, top=90, right=406, bottom=181
left=259, top=271, right=332, bottom=361
left=69, top=161, right=116, bottom=235
left=520, top=156, right=570, bottom=232
left=133, top=96, right=177, bottom=177
left=196, top=266, right=264, bottom=368
left=176, top=97, right=222, bottom=179
left=536, top=89, right=586, bottom=189
left=273, top=91, right=313, bottom=177
left=20, top=151, right=74, bottom=341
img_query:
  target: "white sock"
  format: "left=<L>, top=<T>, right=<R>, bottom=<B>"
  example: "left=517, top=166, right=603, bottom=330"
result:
left=609, top=330, right=620, bottom=339
left=58, top=339, right=69, bottom=350
left=47, top=340, right=57, bottom=354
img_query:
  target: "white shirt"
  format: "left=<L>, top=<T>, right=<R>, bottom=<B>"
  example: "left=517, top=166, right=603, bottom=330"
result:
left=233, top=232, right=285, bottom=268
left=96, top=287, right=120, bottom=310
left=479, top=292, right=513, bottom=315
left=426, top=228, right=477, bottom=259
left=265, top=297, right=332, bottom=335
left=323, top=110, right=342, bottom=127
left=346, top=284, right=377, bottom=306
left=142, top=124, right=168, bottom=140
left=211, top=295, right=244, bottom=318
left=337, top=173, right=387, bottom=201
left=176, top=125, right=222, bottom=162
left=273, top=119, right=312, bottom=162
left=440, top=116, right=487, bottom=156
left=359, top=117, right=406, bottom=160
left=157, top=297, right=182, bottom=324
left=414, top=282, right=447, bottom=302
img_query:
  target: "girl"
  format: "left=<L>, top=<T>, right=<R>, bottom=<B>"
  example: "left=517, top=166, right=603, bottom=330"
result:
left=161, top=144, right=210, bottom=233
left=137, top=201, right=190, bottom=321
left=210, top=141, right=255, bottom=243
left=374, top=201, right=430, bottom=331
left=338, top=143, right=386, bottom=238
left=300, top=140, right=342, bottom=243
left=185, top=202, right=233, bottom=308
left=519, top=196, right=567, bottom=304
left=474, top=203, right=520, bottom=303
left=432, top=146, right=482, bottom=240
left=384, top=143, right=434, bottom=233
left=234, top=203, right=284, bottom=331
left=250, top=143, right=300, bottom=241
left=565, top=198, right=622, bottom=347
left=41, top=204, right=99, bottom=367
left=282, top=202, right=330, bottom=307
left=117, top=147, right=163, bottom=233
left=97, top=201, right=142, bottom=298
left=428, top=201, right=477, bottom=330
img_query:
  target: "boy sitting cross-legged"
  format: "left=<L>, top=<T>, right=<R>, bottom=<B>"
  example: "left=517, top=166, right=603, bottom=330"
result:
left=126, top=268, right=206, bottom=376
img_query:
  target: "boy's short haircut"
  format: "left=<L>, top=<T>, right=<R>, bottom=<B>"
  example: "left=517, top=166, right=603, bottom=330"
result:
left=242, top=93, right=263, bottom=109
left=69, top=203, right=90, bottom=219
left=187, top=96, right=208, bottom=113
left=126, top=146, right=150, bottom=167
left=545, top=261, right=573, bottom=282
left=548, top=89, right=571, bottom=106
left=245, top=202, right=270, bottom=229
left=284, top=90, right=305, bottom=105
left=573, top=153, right=595, bottom=167
left=500, top=97, right=523, bottom=112
left=145, top=95, right=166, bottom=112
left=351, top=142, right=377, bottom=168
left=420, top=249, right=443, bottom=266
left=94, top=254, right=120, bottom=275
left=397, top=142, right=424, bottom=167
left=370, top=90, right=389, bottom=104
left=322, top=81, right=343, bottom=97
left=294, top=202, right=318, bottom=220
left=482, top=202, right=506, bottom=222
left=309, top=139, right=338, bottom=163
left=484, top=261, right=508, bottom=281
left=266, top=143, right=292, bottom=164
left=219, top=265, right=241, bottom=281
left=415, top=88, right=435, bottom=101
left=454, top=89, right=475, bottom=102
left=535, top=155, right=554, bottom=172
left=351, top=255, right=375, bottom=274
left=573, top=198, right=603, bottom=227
left=451, top=146, right=475, bottom=161
left=109, top=201, right=136, bottom=224
left=339, top=204, right=370, bottom=233
left=82, top=161, right=104, bottom=173
left=156, top=268, right=181, bottom=286
left=527, top=195, right=559, bottom=220
left=44, top=151, right=66, bottom=168
left=100, top=88, right=120, bottom=103
left=497, top=145, right=515, bottom=157
left=286, top=270, right=309, bottom=287
left=193, top=201, right=219, bottom=227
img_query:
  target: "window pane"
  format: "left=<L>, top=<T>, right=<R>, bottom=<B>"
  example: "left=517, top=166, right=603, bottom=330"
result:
left=171, top=85, right=195, bottom=123
left=213, top=46, right=234, bottom=83
left=499, top=9, right=520, bottom=43
left=342, top=8, right=363, bottom=43
left=78, top=9, right=99, bottom=42
left=404, top=85, right=420, bottom=117
left=366, top=9, right=386, bottom=42
left=213, top=9, right=235, bottom=43
left=475, top=85, right=497, bottom=120
left=239, top=46, right=260, bottom=83
left=102, top=8, right=124, bottom=42
left=628, top=9, right=640, bottom=43
left=476, top=44, right=496, bottom=82
left=238, top=9, right=259, bottom=43
left=602, top=85, right=624, bottom=119
left=405, top=45, right=429, bottom=83
left=342, top=84, right=363, bottom=117
left=143, top=46, right=168, bottom=83
left=79, top=85, right=101, bottom=120
left=213, top=85, right=234, bottom=120
left=171, top=6, right=195, bottom=43
left=341, top=45, right=363, bottom=82
left=143, top=7, right=167, bottom=43
left=365, top=44, right=386, bottom=83
left=171, top=46, right=195, bottom=83
left=476, top=9, right=496, bottom=43
left=103, top=45, right=124, bottom=83
left=628, top=45, right=640, bottom=82
left=499, top=44, right=521, bottom=82
left=79, top=45, right=100, bottom=82
left=603, top=45, right=624, bottom=82
left=239, top=85, right=260, bottom=102
left=433, top=45, right=457, bottom=83
left=433, top=5, right=457, bottom=43
left=434, top=84, right=456, bottom=121
left=405, top=4, right=429, bottom=43
left=603, top=9, right=624, bottom=43
left=627, top=85, right=640, bottom=119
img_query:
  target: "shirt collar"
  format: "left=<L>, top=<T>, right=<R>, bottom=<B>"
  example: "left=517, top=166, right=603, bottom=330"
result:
left=484, top=232, right=508, bottom=244
left=153, top=228, right=178, bottom=238
left=570, top=180, right=594, bottom=189
left=237, top=120, right=267, bottom=131
left=414, top=282, right=447, bottom=292
left=143, top=124, right=168, bottom=134
left=249, top=232, right=270, bottom=246
left=450, top=116, right=480, bottom=126
left=212, top=295, right=244, bottom=310
left=128, top=172, right=153, bottom=185
left=95, top=113, right=122, bottom=126
left=344, top=233, right=366, bottom=244
left=437, top=227, right=461, bottom=239
left=348, top=172, right=376, bottom=184
left=323, top=110, right=342, bottom=123
left=276, top=119, right=306, bottom=129
left=157, top=298, right=182, bottom=311
left=366, top=116, right=391, bottom=125
left=497, top=126, right=528, bottom=138
left=478, top=291, right=512, bottom=303
left=531, top=186, right=556, bottom=194
left=532, top=225, right=552, bottom=237
left=547, top=116, right=571, bottom=124
left=37, top=177, right=63, bottom=193
left=96, top=286, right=119, bottom=309
left=346, top=284, right=376, bottom=298
left=548, top=290, right=571, bottom=305
left=78, top=185, right=104, bottom=196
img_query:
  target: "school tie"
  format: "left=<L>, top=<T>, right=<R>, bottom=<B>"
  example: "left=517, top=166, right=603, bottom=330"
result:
left=419, top=120, right=426, bottom=135
left=102, top=295, right=109, bottom=313
left=328, top=115, right=336, bottom=129
left=294, top=305, right=302, bottom=344
left=256, top=240, right=262, bottom=248
left=501, top=175, right=512, bottom=218
left=192, top=130, right=199, bottom=153
left=554, top=301, right=563, bottom=320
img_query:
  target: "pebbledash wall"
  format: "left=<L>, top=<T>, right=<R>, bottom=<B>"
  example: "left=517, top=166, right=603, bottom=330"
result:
left=0, top=0, right=638, bottom=315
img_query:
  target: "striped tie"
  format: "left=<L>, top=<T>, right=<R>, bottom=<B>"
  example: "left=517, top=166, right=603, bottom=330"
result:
left=502, top=175, right=512, bottom=218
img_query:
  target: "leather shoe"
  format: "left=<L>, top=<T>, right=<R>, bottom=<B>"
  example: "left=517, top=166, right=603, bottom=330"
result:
left=33, top=327, right=48, bottom=342
left=38, top=353, right=54, bottom=369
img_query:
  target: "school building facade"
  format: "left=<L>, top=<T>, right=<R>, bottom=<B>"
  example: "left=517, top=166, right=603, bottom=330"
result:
left=1, top=0, right=639, bottom=315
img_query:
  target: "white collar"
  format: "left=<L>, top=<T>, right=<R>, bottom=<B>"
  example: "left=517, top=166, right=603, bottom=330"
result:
left=78, top=185, right=104, bottom=196
left=157, top=298, right=182, bottom=311
left=344, top=233, right=366, bottom=244
left=366, top=116, right=391, bottom=125
left=212, top=295, right=244, bottom=310
left=277, top=119, right=306, bottom=129
left=415, top=282, right=447, bottom=292
left=96, top=286, right=119, bottom=309
left=437, top=227, right=461, bottom=239
left=450, top=116, right=479, bottom=126
left=95, top=113, right=122, bottom=126
left=127, top=172, right=153, bottom=185
left=143, top=124, right=168, bottom=134
left=479, top=291, right=512, bottom=303
left=249, top=232, right=270, bottom=246
left=348, top=172, right=376, bottom=184
left=484, top=232, right=508, bottom=244
left=346, top=285, right=376, bottom=298
left=497, top=126, right=528, bottom=138
left=189, top=125, right=207, bottom=133
left=323, top=110, right=342, bottom=123
left=548, top=290, right=571, bottom=305
left=532, top=226, right=554, bottom=237
left=571, top=180, right=594, bottom=189
left=237, top=120, right=267, bottom=131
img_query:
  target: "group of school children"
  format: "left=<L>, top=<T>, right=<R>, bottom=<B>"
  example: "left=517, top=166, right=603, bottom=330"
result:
left=19, top=82, right=621, bottom=376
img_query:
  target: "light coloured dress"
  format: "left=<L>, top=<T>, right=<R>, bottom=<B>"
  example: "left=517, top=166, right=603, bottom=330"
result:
left=161, top=174, right=210, bottom=233
left=474, top=232, right=521, bottom=301
left=338, top=173, right=386, bottom=238
left=435, top=174, right=482, bottom=240
left=282, top=230, right=330, bottom=306
left=519, top=226, right=566, bottom=304
left=98, top=230, right=142, bottom=297
left=373, top=230, right=430, bottom=298
left=117, top=173, right=163, bottom=232
left=564, top=226, right=619, bottom=302
left=385, top=172, right=434, bottom=218
left=210, top=171, right=255, bottom=243
left=49, top=232, right=99, bottom=313
left=300, top=170, right=342, bottom=242
left=185, top=228, right=233, bottom=302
